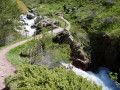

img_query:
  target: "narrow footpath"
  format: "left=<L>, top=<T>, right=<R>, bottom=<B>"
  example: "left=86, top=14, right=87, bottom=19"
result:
left=0, top=13, right=71, bottom=90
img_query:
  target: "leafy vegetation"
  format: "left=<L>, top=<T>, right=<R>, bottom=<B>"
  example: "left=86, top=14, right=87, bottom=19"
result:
left=109, top=72, right=120, bottom=87
left=0, top=38, right=28, bottom=50
left=0, top=0, right=28, bottom=47
left=21, top=33, right=71, bottom=68
left=7, top=33, right=71, bottom=68
left=4, top=0, right=120, bottom=89
left=20, top=0, right=120, bottom=84
left=17, top=0, right=28, bottom=13
left=6, top=33, right=102, bottom=89
left=5, top=65, right=102, bottom=90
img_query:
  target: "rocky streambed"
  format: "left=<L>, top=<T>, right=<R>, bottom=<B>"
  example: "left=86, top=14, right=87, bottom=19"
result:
left=15, top=12, right=60, bottom=37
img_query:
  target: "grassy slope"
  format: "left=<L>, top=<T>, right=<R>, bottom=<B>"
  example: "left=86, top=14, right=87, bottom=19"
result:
left=31, top=3, right=67, bottom=28
left=0, top=38, right=27, bottom=50
left=7, top=40, right=30, bottom=67
left=17, top=0, right=28, bottom=13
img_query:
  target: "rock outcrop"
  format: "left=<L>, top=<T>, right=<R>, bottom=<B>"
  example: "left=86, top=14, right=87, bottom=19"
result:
left=89, top=32, right=120, bottom=75
left=27, top=12, right=35, bottom=19
left=35, top=16, right=60, bottom=34
left=72, top=58, right=89, bottom=70
left=53, top=30, right=90, bottom=70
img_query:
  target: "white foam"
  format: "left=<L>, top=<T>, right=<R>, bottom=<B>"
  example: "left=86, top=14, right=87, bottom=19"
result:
left=15, top=13, right=37, bottom=37
left=62, top=62, right=120, bottom=90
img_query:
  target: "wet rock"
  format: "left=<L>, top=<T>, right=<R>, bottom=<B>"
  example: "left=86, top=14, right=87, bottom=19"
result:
left=24, top=23, right=28, bottom=25
left=27, top=12, right=35, bottom=19
left=46, top=22, right=53, bottom=27
left=31, top=24, right=36, bottom=29
left=72, top=58, right=89, bottom=70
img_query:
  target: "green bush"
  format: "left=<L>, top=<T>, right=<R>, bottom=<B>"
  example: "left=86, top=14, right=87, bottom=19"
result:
left=0, top=0, right=22, bottom=46
left=5, top=65, right=102, bottom=90
left=21, top=33, right=71, bottom=68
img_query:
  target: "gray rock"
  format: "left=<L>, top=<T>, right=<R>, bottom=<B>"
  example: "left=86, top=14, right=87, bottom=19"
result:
left=24, top=23, right=28, bottom=25
left=46, top=22, right=53, bottom=27
left=54, top=21, right=60, bottom=26
left=62, top=29, right=74, bottom=45
left=31, top=24, right=36, bottom=29
left=52, top=25, right=58, bottom=29
left=34, top=16, right=43, bottom=24
left=27, top=13, right=35, bottom=19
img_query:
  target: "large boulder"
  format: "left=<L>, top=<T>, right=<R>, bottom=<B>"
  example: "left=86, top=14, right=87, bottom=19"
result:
left=34, top=16, right=43, bottom=24
left=31, top=24, right=36, bottom=29
left=72, top=58, right=89, bottom=70
left=27, top=12, right=35, bottom=19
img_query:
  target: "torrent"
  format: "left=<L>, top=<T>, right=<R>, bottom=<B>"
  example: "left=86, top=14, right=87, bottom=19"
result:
left=62, top=62, right=120, bottom=90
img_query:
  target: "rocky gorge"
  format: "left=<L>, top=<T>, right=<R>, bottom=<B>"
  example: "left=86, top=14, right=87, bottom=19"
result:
left=89, top=32, right=120, bottom=81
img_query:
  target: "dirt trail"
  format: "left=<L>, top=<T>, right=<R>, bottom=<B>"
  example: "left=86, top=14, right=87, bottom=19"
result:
left=0, top=14, right=71, bottom=90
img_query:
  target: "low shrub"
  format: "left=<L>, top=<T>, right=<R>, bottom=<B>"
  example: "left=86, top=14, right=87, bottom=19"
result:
left=5, top=65, right=102, bottom=90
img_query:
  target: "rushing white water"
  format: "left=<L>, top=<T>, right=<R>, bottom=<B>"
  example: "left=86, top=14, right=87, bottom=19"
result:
left=62, top=62, right=120, bottom=90
left=15, top=13, right=37, bottom=37
left=16, top=12, right=120, bottom=90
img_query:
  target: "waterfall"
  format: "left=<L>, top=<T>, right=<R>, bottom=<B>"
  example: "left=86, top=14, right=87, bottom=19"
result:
left=15, top=13, right=37, bottom=37
left=62, top=62, right=120, bottom=90
left=16, top=12, right=120, bottom=90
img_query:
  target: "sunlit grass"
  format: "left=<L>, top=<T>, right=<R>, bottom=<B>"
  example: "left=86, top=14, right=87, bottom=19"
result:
left=17, top=0, right=28, bottom=14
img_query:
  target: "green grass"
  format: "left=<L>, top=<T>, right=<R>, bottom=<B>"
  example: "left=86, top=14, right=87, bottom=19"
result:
left=17, top=0, right=28, bottom=14
left=0, top=38, right=28, bottom=50
left=5, top=2, right=70, bottom=68
left=4, top=1, right=104, bottom=89
left=35, top=3, right=66, bottom=28
left=6, top=33, right=71, bottom=68
left=5, top=65, right=102, bottom=90
left=6, top=40, right=30, bottom=67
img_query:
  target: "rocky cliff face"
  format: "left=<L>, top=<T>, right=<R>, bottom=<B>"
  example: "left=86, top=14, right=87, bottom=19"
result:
left=53, top=28, right=120, bottom=74
left=53, top=30, right=90, bottom=70
left=89, top=32, right=120, bottom=75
